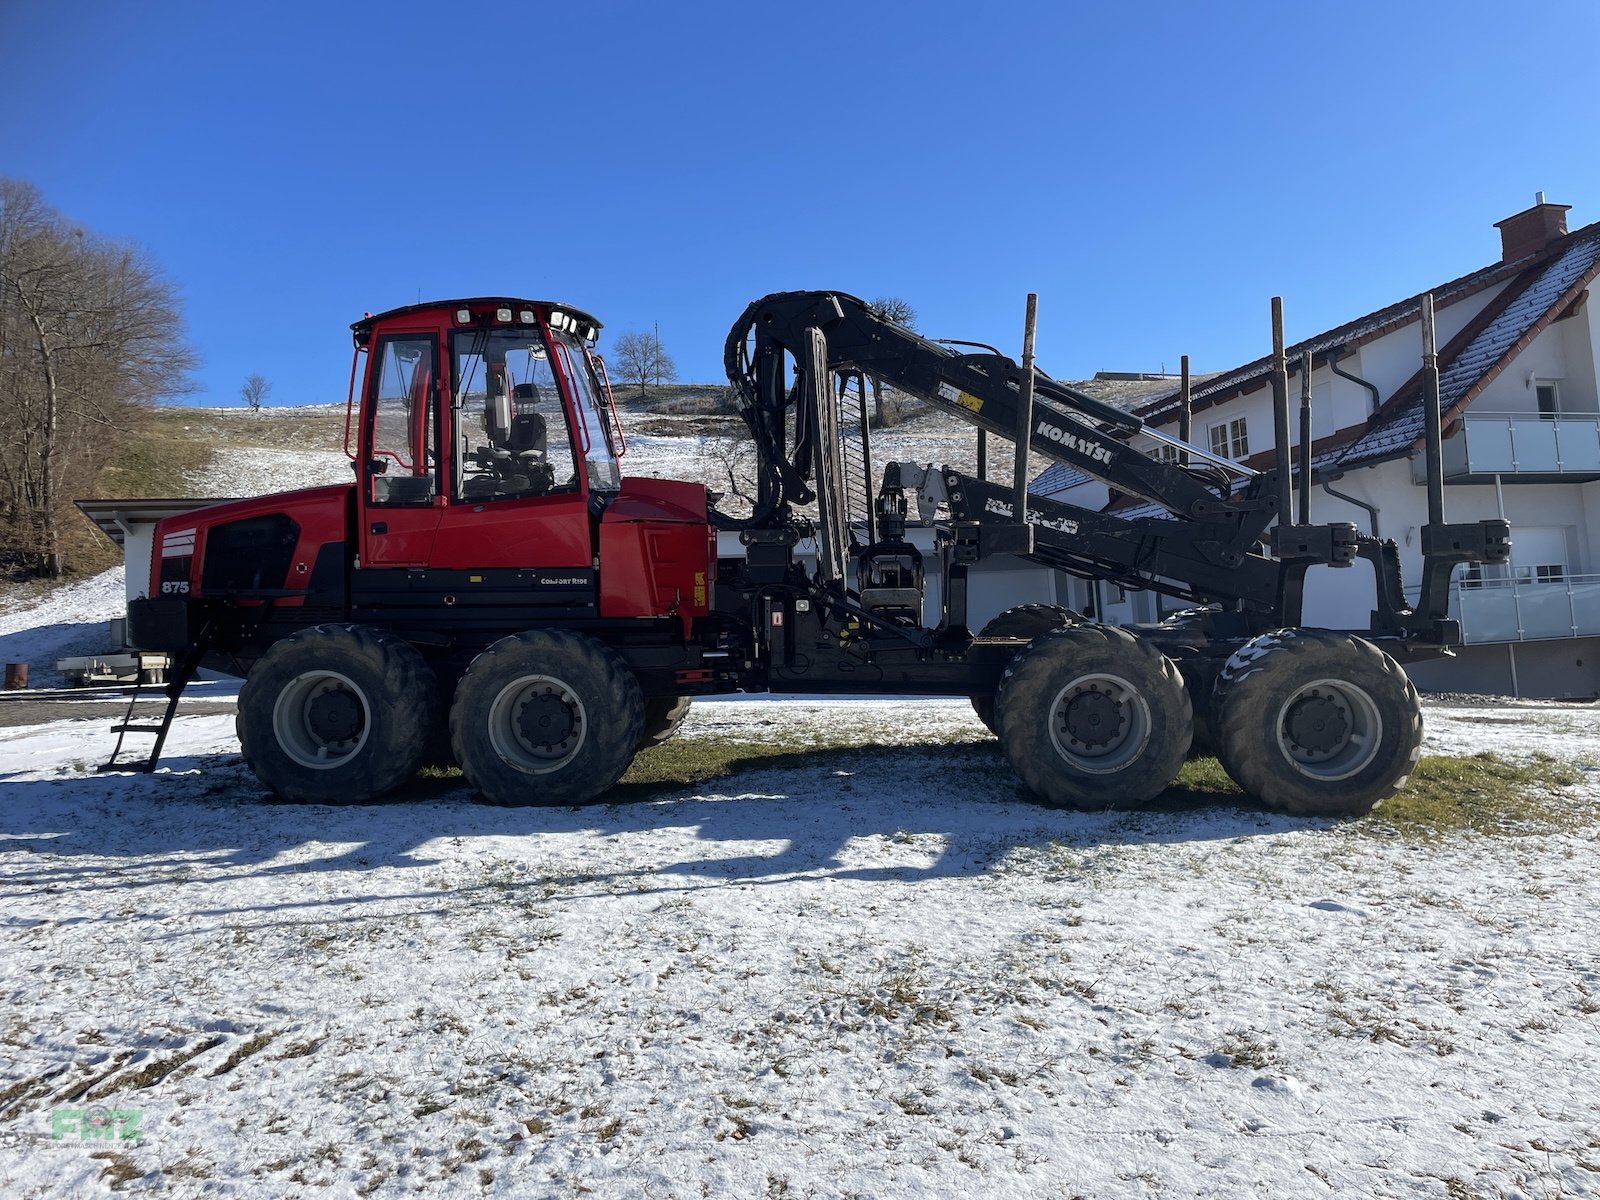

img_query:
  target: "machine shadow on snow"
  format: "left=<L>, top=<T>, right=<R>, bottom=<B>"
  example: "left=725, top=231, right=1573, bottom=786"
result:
left=1, top=741, right=1314, bottom=916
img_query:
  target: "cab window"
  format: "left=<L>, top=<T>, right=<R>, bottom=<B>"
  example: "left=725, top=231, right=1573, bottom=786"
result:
left=452, top=328, right=579, bottom=501
left=551, top=334, right=621, bottom=492
left=368, top=335, right=438, bottom=505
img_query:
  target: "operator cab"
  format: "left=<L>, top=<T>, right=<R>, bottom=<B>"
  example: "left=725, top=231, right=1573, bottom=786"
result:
left=349, top=298, right=625, bottom=570
left=351, top=298, right=621, bottom=500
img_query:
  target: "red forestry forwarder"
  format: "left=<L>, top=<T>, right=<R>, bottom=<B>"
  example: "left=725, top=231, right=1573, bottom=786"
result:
left=114, top=293, right=1508, bottom=817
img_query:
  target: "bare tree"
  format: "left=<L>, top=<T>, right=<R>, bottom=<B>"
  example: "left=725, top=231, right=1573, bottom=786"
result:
left=869, top=296, right=917, bottom=328
left=0, top=179, right=195, bottom=576
left=866, top=296, right=919, bottom=427
left=241, top=374, right=270, bottom=414
left=703, top=435, right=758, bottom=516
left=611, top=329, right=678, bottom=400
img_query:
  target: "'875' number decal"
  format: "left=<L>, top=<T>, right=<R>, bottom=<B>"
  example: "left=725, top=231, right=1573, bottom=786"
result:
left=161, top=580, right=190, bottom=595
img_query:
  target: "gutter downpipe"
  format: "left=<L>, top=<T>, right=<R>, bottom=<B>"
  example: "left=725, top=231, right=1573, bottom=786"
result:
left=1318, top=476, right=1380, bottom=538
left=1317, top=345, right=1384, bottom=536
left=1327, top=345, right=1381, bottom=416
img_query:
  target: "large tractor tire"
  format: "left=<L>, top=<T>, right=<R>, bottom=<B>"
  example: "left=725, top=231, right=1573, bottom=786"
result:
left=1210, top=629, right=1422, bottom=818
left=450, top=630, right=644, bottom=807
left=237, top=624, right=437, bottom=804
left=995, top=624, right=1191, bottom=809
left=638, top=696, right=693, bottom=751
left=970, top=604, right=1084, bottom=734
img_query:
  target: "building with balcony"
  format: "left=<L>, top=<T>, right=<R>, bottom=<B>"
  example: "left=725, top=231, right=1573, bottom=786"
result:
left=1032, top=197, right=1600, bottom=697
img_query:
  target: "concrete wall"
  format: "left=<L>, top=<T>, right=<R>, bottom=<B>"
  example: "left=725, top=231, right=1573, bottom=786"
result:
left=1407, top=637, right=1600, bottom=698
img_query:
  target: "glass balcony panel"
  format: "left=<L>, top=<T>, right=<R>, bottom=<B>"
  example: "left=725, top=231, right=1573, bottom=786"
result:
left=1457, top=587, right=1521, bottom=643
left=1571, top=580, right=1600, bottom=636
left=1516, top=584, right=1573, bottom=639
left=1464, top=420, right=1514, bottom=473
left=1555, top=418, right=1600, bottom=468
left=1509, top=418, right=1559, bottom=471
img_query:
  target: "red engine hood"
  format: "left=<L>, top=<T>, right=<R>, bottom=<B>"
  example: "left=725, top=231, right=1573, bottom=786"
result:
left=154, top=483, right=354, bottom=534
left=602, top=477, right=708, bottom=524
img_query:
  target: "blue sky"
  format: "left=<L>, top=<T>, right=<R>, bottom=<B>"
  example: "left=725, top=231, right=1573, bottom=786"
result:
left=3, top=0, right=1597, bottom=405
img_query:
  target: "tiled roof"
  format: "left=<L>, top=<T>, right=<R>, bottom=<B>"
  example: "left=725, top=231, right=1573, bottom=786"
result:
left=1133, top=253, right=1539, bottom=428
left=1032, top=218, right=1600, bottom=498
left=1333, top=231, right=1600, bottom=466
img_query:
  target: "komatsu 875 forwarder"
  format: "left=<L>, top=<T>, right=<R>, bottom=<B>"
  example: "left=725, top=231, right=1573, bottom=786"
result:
left=113, top=291, right=1508, bottom=817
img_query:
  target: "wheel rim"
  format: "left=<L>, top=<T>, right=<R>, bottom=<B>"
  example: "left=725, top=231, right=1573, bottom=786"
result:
left=488, top=673, right=587, bottom=774
left=272, top=669, right=371, bottom=770
left=1274, top=677, right=1382, bottom=781
left=1048, top=672, right=1152, bottom=773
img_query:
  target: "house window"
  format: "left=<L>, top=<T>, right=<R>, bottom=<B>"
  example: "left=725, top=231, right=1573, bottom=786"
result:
left=1536, top=380, right=1560, bottom=418
left=1209, top=417, right=1248, bottom=459
left=1535, top=564, right=1566, bottom=583
left=1154, top=443, right=1178, bottom=464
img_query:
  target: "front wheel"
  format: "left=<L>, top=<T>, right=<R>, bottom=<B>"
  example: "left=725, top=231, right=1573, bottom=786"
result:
left=995, top=624, right=1191, bottom=809
left=450, top=630, right=643, bottom=806
left=1210, top=629, right=1421, bottom=817
left=237, top=624, right=437, bottom=804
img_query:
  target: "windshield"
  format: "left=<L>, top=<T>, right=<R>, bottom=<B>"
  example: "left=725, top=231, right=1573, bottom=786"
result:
left=451, top=327, right=580, bottom=502
left=551, top=332, right=620, bottom=492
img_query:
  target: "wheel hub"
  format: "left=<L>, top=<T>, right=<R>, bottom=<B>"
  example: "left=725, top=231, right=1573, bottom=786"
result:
left=306, top=684, right=363, bottom=744
left=488, top=673, right=588, bottom=775
left=271, top=668, right=372, bottom=770
left=1061, top=686, right=1124, bottom=750
left=518, top=690, right=576, bottom=749
left=1284, top=690, right=1350, bottom=757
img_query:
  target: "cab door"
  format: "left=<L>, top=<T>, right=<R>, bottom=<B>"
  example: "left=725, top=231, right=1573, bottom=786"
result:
left=359, top=332, right=444, bottom=568
left=432, top=325, right=594, bottom=572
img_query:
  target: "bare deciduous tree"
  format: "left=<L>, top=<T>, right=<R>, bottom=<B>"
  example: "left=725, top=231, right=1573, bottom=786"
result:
left=866, top=296, right=919, bottom=427
left=0, top=178, right=196, bottom=576
left=241, top=374, right=270, bottom=414
left=869, top=296, right=917, bottom=328
left=610, top=329, right=678, bottom=400
left=703, top=435, right=758, bottom=517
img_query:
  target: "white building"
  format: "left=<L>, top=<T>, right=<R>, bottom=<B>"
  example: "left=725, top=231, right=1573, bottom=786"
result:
left=1033, top=198, right=1600, bottom=698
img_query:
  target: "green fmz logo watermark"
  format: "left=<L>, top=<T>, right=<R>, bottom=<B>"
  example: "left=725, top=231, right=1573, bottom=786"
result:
left=52, top=1106, right=143, bottom=1143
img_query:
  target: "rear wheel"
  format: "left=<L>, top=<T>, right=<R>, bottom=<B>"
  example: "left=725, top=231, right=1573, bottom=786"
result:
left=970, top=604, right=1083, bottom=734
left=995, top=624, right=1191, bottom=808
left=450, top=630, right=643, bottom=807
left=1210, top=629, right=1421, bottom=817
left=237, top=624, right=437, bottom=804
left=638, top=696, right=693, bottom=751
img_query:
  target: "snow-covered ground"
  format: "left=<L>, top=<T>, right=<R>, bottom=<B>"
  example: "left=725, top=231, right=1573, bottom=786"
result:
left=1, top=692, right=1599, bottom=1198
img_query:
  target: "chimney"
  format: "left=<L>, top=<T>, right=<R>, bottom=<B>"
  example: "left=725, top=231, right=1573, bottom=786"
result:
left=1494, top=193, right=1571, bottom=262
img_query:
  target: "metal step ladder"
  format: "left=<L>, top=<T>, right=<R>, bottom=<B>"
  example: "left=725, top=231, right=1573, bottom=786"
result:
left=98, top=627, right=213, bottom=774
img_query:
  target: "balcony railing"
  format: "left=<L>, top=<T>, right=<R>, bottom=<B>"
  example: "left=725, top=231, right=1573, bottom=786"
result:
left=1450, top=574, right=1600, bottom=643
left=1437, top=412, right=1600, bottom=479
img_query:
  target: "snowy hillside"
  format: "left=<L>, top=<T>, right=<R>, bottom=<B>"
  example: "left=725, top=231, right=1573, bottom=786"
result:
left=2, top=401, right=1599, bottom=1198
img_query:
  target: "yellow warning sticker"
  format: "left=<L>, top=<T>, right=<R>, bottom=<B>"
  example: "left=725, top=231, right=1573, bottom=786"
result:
left=936, top=380, right=982, bottom=413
